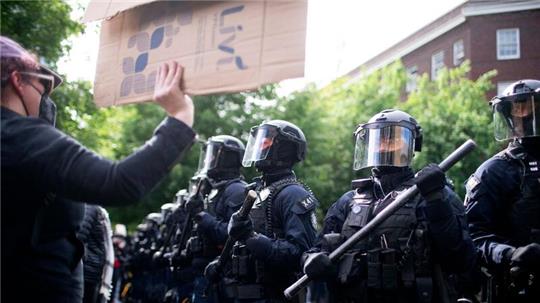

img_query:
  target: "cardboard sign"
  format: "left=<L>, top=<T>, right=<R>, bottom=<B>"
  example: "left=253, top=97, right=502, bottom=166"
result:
left=85, top=0, right=307, bottom=107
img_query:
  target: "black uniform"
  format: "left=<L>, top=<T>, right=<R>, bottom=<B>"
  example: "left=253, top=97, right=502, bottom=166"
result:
left=77, top=205, right=111, bottom=303
left=221, top=170, right=318, bottom=302
left=187, top=178, right=247, bottom=303
left=465, top=141, right=540, bottom=301
left=1, top=107, right=195, bottom=302
left=465, top=78, right=540, bottom=302
left=309, top=168, right=475, bottom=303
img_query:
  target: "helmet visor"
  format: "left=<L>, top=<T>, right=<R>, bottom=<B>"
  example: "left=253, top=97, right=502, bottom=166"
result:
left=353, top=125, right=415, bottom=170
left=493, top=95, right=539, bottom=141
left=197, top=142, right=220, bottom=174
left=242, top=125, right=278, bottom=167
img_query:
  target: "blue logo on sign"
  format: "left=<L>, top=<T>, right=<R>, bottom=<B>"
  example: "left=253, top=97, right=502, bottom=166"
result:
left=120, top=3, right=193, bottom=97
left=217, top=5, right=247, bottom=71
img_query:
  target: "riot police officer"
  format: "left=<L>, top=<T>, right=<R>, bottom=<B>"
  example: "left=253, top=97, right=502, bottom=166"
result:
left=183, top=135, right=248, bottom=303
left=302, top=109, right=475, bottom=302
left=465, top=79, right=540, bottom=302
left=207, top=120, right=318, bottom=302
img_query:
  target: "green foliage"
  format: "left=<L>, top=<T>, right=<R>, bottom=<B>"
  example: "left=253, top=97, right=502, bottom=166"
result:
left=402, top=61, right=503, bottom=196
left=0, top=0, right=83, bottom=66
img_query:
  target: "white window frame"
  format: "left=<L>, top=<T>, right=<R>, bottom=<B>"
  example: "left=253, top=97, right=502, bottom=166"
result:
left=453, top=39, right=464, bottom=66
left=431, top=50, right=445, bottom=80
left=497, top=81, right=515, bottom=96
left=406, top=65, right=418, bottom=93
left=497, top=28, right=520, bottom=60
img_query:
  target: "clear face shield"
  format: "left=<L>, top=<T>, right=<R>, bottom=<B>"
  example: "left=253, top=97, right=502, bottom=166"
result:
left=197, top=142, right=221, bottom=174
left=493, top=94, right=539, bottom=141
left=353, top=125, right=415, bottom=171
left=242, top=125, right=278, bottom=167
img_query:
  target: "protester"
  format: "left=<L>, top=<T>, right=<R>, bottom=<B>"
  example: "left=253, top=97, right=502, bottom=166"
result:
left=1, top=35, right=195, bottom=302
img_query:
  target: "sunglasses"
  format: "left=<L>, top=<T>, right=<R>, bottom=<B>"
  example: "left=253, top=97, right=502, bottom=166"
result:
left=19, top=71, right=55, bottom=95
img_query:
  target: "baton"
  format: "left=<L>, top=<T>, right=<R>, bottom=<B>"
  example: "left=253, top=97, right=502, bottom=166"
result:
left=284, top=139, right=477, bottom=299
left=214, top=190, right=258, bottom=272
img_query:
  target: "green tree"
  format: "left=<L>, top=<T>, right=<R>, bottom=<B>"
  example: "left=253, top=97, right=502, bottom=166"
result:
left=402, top=61, right=503, bottom=197
left=0, top=0, right=83, bottom=66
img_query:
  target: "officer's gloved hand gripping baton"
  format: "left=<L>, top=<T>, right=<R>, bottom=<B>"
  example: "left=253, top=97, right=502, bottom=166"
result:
left=215, top=190, right=258, bottom=272
left=284, top=139, right=477, bottom=299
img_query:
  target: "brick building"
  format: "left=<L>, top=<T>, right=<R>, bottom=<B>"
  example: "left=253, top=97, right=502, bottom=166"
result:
left=345, top=0, right=540, bottom=97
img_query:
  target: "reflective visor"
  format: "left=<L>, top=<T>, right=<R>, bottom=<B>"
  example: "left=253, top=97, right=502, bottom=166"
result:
left=353, top=125, right=415, bottom=170
left=197, top=142, right=221, bottom=174
left=493, top=95, right=539, bottom=141
left=242, top=125, right=278, bottom=167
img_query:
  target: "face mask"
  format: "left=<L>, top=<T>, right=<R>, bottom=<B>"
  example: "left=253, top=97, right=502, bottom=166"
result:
left=38, top=94, right=57, bottom=126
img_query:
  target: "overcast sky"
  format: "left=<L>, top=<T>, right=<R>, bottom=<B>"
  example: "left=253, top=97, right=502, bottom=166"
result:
left=58, top=0, right=466, bottom=92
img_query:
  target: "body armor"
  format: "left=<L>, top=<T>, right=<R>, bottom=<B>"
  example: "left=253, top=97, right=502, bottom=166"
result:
left=499, top=145, right=540, bottom=244
left=188, top=178, right=242, bottom=259
left=227, top=177, right=312, bottom=300
left=336, top=178, right=433, bottom=303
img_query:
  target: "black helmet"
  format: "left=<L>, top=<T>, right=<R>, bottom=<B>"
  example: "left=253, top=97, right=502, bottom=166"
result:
left=353, top=109, right=422, bottom=170
left=490, top=79, right=540, bottom=141
left=197, top=135, right=245, bottom=179
left=242, top=120, right=307, bottom=169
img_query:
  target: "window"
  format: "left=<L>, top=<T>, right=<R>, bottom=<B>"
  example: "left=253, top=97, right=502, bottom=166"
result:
left=431, top=50, right=445, bottom=80
left=453, top=40, right=464, bottom=66
left=497, top=28, right=520, bottom=60
left=406, top=66, right=418, bottom=93
left=497, top=81, right=515, bottom=96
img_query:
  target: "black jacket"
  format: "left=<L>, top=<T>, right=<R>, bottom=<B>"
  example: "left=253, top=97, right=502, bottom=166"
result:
left=1, top=107, right=195, bottom=302
left=465, top=142, right=540, bottom=267
left=77, top=205, right=108, bottom=285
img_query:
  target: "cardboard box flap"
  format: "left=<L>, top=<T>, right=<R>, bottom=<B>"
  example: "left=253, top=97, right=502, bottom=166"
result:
left=83, top=0, right=296, bottom=22
left=83, top=0, right=158, bottom=22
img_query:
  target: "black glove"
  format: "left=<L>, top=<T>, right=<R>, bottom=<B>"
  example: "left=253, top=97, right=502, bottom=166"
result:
left=227, top=211, right=253, bottom=241
left=152, top=251, right=167, bottom=267
left=204, top=259, right=221, bottom=283
left=303, top=252, right=332, bottom=279
left=185, top=196, right=204, bottom=215
left=415, top=163, right=446, bottom=200
left=509, top=243, right=540, bottom=271
left=170, top=248, right=190, bottom=267
left=321, top=233, right=345, bottom=252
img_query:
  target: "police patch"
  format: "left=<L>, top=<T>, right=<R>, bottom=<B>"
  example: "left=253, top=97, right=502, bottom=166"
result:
left=465, top=175, right=480, bottom=193
left=258, top=187, right=271, bottom=202
left=299, top=195, right=316, bottom=210
left=208, top=189, right=219, bottom=200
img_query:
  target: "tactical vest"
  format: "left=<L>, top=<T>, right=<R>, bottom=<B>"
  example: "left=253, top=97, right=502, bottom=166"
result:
left=226, top=177, right=312, bottom=300
left=188, top=178, right=243, bottom=259
left=499, top=146, right=540, bottom=244
left=337, top=178, right=434, bottom=303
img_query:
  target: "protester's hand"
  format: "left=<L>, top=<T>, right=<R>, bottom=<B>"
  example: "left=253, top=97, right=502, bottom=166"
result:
left=153, top=61, right=194, bottom=127
left=228, top=211, right=253, bottom=241
left=303, top=252, right=332, bottom=279
left=415, top=163, right=446, bottom=201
